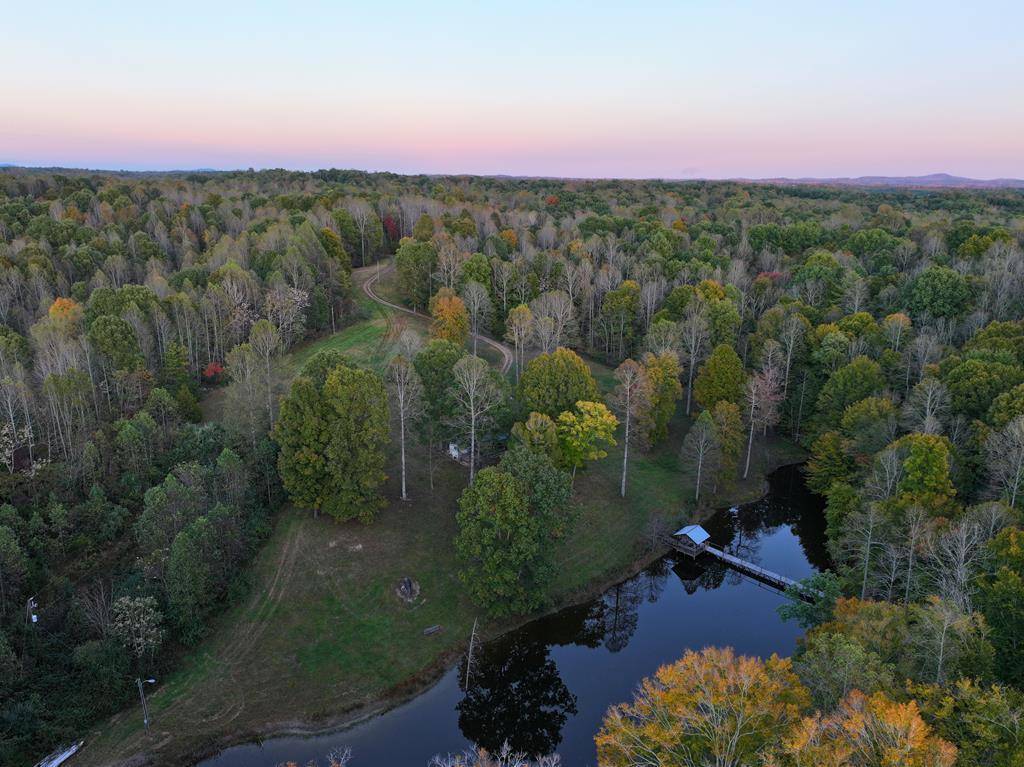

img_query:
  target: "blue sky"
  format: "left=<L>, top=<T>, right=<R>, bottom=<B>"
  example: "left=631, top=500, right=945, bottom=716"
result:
left=3, top=0, right=1022, bottom=177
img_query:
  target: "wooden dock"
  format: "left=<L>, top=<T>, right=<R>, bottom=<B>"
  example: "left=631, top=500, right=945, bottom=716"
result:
left=704, top=545, right=803, bottom=592
left=665, top=534, right=821, bottom=600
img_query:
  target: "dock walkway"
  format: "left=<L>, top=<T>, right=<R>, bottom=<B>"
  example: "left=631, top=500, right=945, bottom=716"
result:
left=665, top=534, right=821, bottom=600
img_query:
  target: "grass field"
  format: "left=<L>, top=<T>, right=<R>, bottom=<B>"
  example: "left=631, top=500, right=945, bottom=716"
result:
left=78, top=267, right=804, bottom=767
left=286, top=271, right=395, bottom=375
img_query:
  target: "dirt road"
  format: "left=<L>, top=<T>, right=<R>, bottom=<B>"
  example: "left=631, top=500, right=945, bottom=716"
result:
left=360, top=261, right=513, bottom=374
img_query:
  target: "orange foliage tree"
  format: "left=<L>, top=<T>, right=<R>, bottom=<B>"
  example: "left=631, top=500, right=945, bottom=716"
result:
left=772, top=690, right=956, bottom=767
left=430, top=287, right=470, bottom=346
left=596, top=646, right=810, bottom=766
left=48, top=297, right=83, bottom=329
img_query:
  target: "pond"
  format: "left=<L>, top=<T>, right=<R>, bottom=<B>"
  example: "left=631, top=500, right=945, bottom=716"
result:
left=200, top=464, right=828, bottom=767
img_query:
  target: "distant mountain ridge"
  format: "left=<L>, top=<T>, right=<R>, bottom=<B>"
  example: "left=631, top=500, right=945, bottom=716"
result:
left=744, top=172, right=1024, bottom=189
left=2, top=165, right=1023, bottom=188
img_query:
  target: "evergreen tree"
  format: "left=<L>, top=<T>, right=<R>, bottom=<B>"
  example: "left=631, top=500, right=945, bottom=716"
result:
left=693, top=344, right=746, bottom=411
left=519, top=347, right=600, bottom=419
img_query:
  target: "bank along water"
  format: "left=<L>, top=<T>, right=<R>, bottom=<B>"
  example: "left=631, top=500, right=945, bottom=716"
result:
left=200, top=464, right=830, bottom=767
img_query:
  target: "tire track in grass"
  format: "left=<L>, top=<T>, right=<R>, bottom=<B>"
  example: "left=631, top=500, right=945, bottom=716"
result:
left=172, top=518, right=303, bottom=732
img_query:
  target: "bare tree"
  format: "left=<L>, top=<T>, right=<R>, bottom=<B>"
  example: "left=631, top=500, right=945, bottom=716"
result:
left=461, top=281, right=492, bottom=357
left=841, top=502, right=888, bottom=600
left=970, top=500, right=1014, bottom=540
left=883, top=313, right=912, bottom=353
left=644, top=319, right=681, bottom=357
left=248, top=319, right=282, bottom=427
left=863, top=446, right=904, bottom=503
left=0, top=360, right=33, bottom=472
left=430, top=744, right=561, bottom=767
left=395, top=327, right=422, bottom=360
left=529, top=290, right=575, bottom=352
left=450, top=356, right=502, bottom=483
left=875, top=542, right=903, bottom=601
left=926, top=517, right=987, bottom=614
left=900, top=506, right=929, bottom=604
left=435, top=240, right=466, bottom=290
left=612, top=360, right=653, bottom=498
left=491, top=257, right=513, bottom=316
left=388, top=355, right=424, bottom=501
left=346, top=199, right=374, bottom=266
left=988, top=416, right=1024, bottom=509
left=264, top=284, right=310, bottom=345
left=639, top=277, right=666, bottom=333
left=842, top=277, right=870, bottom=314
left=80, top=580, right=114, bottom=638
left=504, top=304, right=534, bottom=383
left=528, top=316, right=552, bottom=354
left=778, top=313, right=807, bottom=398
left=742, top=365, right=782, bottom=479
left=681, top=412, right=720, bottom=504
left=907, top=331, right=941, bottom=392
left=902, top=377, right=950, bottom=435
left=679, top=301, right=710, bottom=415
left=915, top=597, right=974, bottom=685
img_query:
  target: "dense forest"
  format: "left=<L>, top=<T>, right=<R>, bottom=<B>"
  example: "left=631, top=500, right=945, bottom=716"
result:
left=2, top=167, right=1024, bottom=766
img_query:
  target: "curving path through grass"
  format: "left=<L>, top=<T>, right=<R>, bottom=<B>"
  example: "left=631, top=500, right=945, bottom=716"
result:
left=362, top=261, right=513, bottom=374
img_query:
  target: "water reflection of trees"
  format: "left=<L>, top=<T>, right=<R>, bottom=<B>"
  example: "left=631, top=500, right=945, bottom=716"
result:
left=702, top=465, right=833, bottom=573
left=457, top=632, right=577, bottom=756
left=671, top=554, right=727, bottom=594
left=672, top=464, right=832, bottom=593
left=456, top=562, right=672, bottom=753
left=456, top=465, right=830, bottom=754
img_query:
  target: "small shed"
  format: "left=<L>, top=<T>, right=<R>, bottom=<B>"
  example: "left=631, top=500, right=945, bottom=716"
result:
left=673, top=524, right=711, bottom=557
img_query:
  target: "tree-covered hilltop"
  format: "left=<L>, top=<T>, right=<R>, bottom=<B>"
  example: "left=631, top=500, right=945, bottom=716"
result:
left=1, top=167, right=1023, bottom=764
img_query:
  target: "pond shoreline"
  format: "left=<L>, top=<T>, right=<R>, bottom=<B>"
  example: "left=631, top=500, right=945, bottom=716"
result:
left=185, top=456, right=806, bottom=767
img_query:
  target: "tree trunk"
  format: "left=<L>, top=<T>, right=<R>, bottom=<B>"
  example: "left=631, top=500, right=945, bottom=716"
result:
left=860, top=514, right=876, bottom=600
left=743, top=401, right=756, bottom=479
left=620, top=406, right=630, bottom=498
left=469, top=410, right=476, bottom=483
left=265, top=356, right=274, bottom=426
left=935, top=619, right=949, bottom=684
left=794, top=373, right=807, bottom=441
left=783, top=346, right=793, bottom=399
left=399, top=410, right=408, bottom=500
left=686, top=362, right=695, bottom=415
left=904, top=546, right=916, bottom=604
left=694, top=452, right=703, bottom=503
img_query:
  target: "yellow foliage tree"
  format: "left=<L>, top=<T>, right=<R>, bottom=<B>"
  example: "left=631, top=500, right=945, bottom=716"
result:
left=556, top=400, right=617, bottom=480
left=772, top=690, right=956, bottom=767
left=596, top=646, right=809, bottom=767
left=498, top=228, right=518, bottom=250
left=643, top=350, right=682, bottom=444
left=429, top=287, right=470, bottom=346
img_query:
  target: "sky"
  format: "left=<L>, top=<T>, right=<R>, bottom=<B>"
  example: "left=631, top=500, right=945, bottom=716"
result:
left=3, top=0, right=1023, bottom=179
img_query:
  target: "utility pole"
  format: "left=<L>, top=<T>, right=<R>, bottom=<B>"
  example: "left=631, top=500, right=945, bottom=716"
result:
left=137, top=678, right=156, bottom=732
left=464, top=618, right=478, bottom=688
left=25, top=596, right=37, bottom=628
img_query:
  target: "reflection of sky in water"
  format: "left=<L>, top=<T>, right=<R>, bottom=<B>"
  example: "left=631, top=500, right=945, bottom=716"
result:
left=201, top=466, right=826, bottom=767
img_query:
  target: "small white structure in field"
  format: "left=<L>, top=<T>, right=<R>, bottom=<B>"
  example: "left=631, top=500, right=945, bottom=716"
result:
left=447, top=442, right=471, bottom=465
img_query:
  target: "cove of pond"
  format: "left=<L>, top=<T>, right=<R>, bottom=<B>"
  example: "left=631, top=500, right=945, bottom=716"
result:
left=200, top=464, right=829, bottom=767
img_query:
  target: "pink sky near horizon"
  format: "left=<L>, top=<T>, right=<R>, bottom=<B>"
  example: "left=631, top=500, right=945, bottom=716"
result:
left=4, top=1, right=1023, bottom=179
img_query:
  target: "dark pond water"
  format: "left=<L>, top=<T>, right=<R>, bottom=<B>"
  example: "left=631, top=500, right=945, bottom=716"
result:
left=200, top=464, right=828, bottom=767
